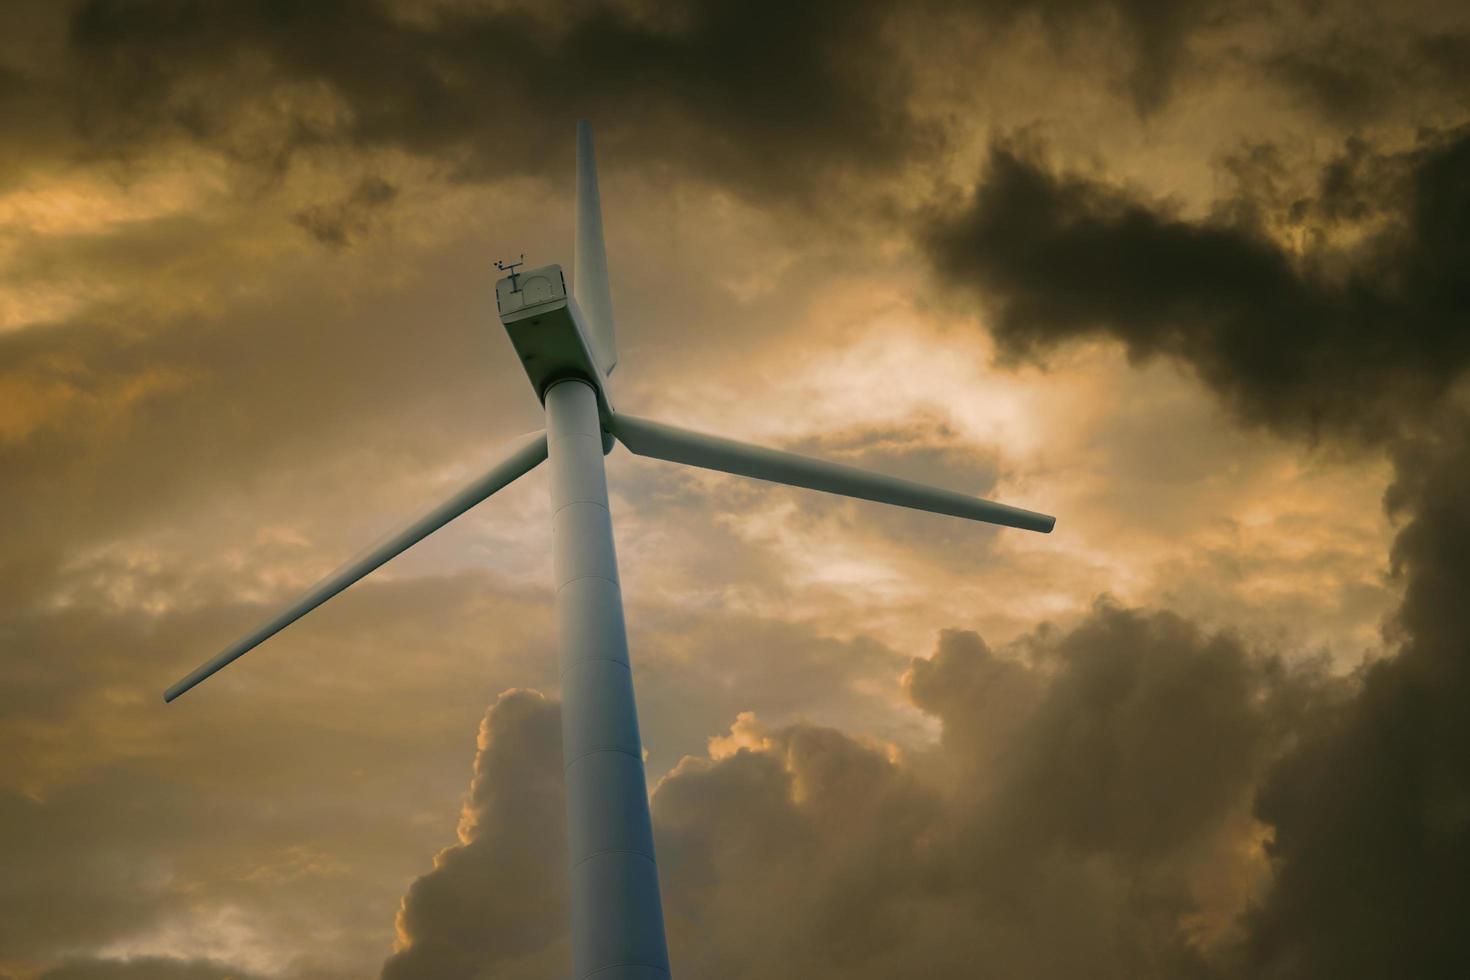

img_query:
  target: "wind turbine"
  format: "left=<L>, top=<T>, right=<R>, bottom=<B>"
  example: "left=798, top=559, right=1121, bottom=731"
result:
left=165, top=121, right=1056, bottom=980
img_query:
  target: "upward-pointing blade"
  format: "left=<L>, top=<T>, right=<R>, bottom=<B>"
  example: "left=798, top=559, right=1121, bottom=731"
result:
left=575, top=120, right=617, bottom=375
left=610, top=413, right=1055, bottom=533
left=163, top=430, right=549, bottom=702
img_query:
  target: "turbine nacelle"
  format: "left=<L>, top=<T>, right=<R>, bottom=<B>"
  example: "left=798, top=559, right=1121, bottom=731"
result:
left=495, top=263, right=613, bottom=418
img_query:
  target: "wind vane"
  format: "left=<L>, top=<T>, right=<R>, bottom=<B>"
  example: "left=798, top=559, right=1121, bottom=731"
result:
left=165, top=121, right=1056, bottom=979
left=494, top=253, right=524, bottom=292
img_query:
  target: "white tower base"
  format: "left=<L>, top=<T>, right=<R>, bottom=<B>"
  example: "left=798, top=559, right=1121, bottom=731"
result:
left=545, top=379, right=671, bottom=979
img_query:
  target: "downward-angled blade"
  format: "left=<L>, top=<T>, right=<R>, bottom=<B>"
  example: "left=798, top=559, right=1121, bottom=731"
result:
left=610, top=413, right=1055, bottom=533
left=575, top=120, right=617, bottom=375
left=164, top=430, right=549, bottom=702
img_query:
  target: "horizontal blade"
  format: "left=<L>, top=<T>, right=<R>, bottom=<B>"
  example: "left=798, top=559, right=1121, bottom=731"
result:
left=610, top=413, right=1054, bottom=534
left=164, top=430, right=549, bottom=703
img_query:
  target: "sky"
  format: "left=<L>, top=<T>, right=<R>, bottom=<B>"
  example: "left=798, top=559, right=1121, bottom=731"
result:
left=2, top=1, right=1468, bottom=978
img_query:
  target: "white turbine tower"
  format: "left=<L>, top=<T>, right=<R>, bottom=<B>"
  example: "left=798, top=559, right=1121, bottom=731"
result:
left=166, top=122, right=1056, bottom=980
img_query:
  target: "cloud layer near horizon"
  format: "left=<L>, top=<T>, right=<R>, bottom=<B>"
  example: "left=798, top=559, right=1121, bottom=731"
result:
left=386, top=603, right=1331, bottom=979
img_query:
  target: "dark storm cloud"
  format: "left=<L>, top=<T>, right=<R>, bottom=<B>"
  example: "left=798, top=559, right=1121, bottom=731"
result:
left=923, top=118, right=1470, bottom=978
left=924, top=126, right=1470, bottom=444
left=914, top=610, right=1311, bottom=861
left=1239, top=411, right=1470, bottom=979
left=0, top=0, right=1272, bottom=205
left=385, top=602, right=1317, bottom=979
left=897, top=607, right=1325, bottom=980
left=53, top=0, right=928, bottom=203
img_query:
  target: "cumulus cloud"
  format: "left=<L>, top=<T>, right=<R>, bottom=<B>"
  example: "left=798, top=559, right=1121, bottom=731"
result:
left=383, top=689, right=568, bottom=980
left=385, top=602, right=1321, bottom=979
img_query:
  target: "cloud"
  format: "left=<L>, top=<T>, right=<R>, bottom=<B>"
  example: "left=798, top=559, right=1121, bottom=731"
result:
left=38, top=957, right=269, bottom=980
left=0, top=211, right=548, bottom=609
left=3, top=4, right=1468, bottom=977
left=923, top=126, right=1470, bottom=444
left=1239, top=410, right=1470, bottom=979
left=0, top=567, right=558, bottom=979
left=291, top=176, right=397, bottom=248
left=922, top=119, right=1470, bottom=978
left=981, top=0, right=1231, bottom=115
left=384, top=601, right=1319, bottom=979
left=0, top=0, right=1297, bottom=210
left=49, top=0, right=932, bottom=205
left=1264, top=19, right=1470, bottom=126
left=382, top=689, right=568, bottom=980
left=780, top=411, right=1009, bottom=569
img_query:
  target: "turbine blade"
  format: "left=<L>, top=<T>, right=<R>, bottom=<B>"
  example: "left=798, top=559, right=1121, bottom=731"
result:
left=610, top=413, right=1055, bottom=534
left=164, top=430, right=549, bottom=703
left=575, top=120, right=617, bottom=375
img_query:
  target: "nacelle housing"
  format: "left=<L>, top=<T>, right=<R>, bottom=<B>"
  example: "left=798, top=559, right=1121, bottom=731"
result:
left=495, top=264, right=611, bottom=416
